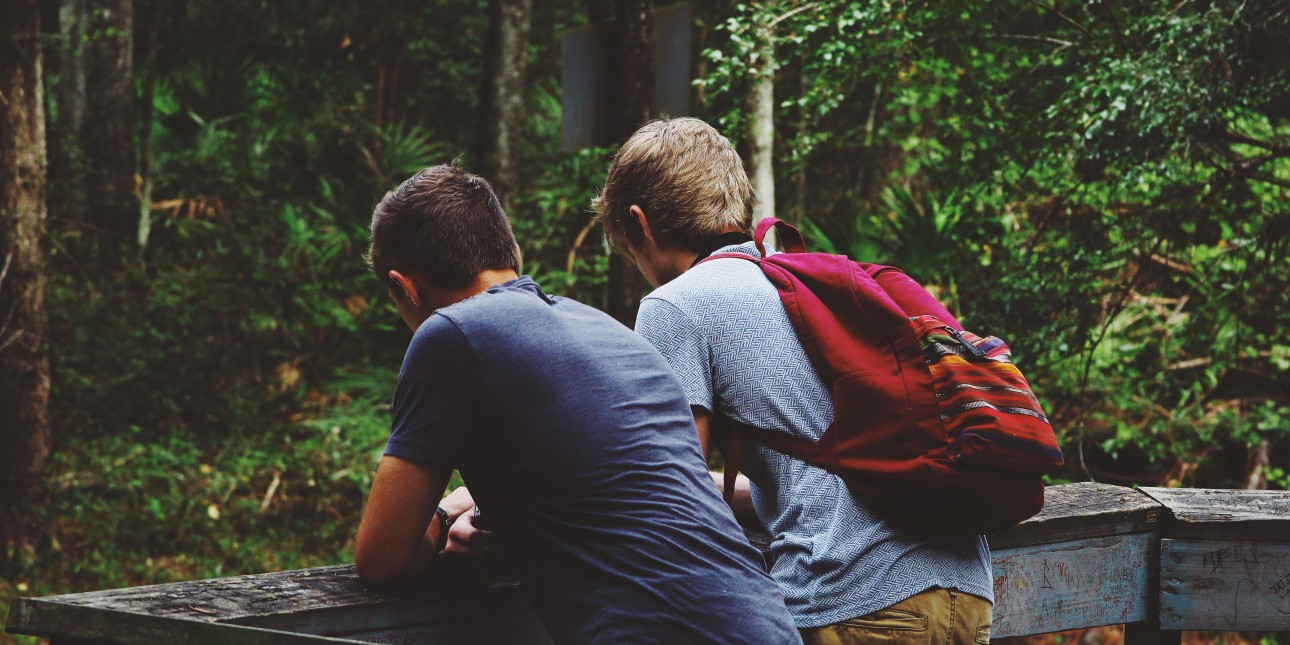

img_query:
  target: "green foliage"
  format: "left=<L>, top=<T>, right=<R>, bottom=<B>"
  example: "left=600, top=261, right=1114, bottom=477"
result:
left=0, top=372, right=392, bottom=630
left=704, top=0, right=1290, bottom=488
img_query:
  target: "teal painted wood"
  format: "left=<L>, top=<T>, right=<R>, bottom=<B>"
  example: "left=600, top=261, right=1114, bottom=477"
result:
left=1160, top=539, right=1290, bottom=632
left=991, top=533, right=1155, bottom=637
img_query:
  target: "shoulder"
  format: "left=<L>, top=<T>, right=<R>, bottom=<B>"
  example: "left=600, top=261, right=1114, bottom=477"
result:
left=404, top=313, right=474, bottom=370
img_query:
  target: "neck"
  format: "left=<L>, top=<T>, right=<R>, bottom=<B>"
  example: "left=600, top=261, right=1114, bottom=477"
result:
left=687, top=230, right=755, bottom=268
left=423, top=269, right=520, bottom=313
left=456, top=269, right=521, bottom=300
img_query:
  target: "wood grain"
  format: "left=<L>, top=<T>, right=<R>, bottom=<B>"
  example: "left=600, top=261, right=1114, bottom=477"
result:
left=1160, top=539, right=1290, bottom=632
left=989, top=482, right=1163, bottom=549
left=1141, top=487, right=1290, bottom=541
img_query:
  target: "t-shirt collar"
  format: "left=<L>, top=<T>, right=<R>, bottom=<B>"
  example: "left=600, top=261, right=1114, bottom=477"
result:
left=689, top=231, right=756, bottom=268
left=492, top=275, right=555, bottom=304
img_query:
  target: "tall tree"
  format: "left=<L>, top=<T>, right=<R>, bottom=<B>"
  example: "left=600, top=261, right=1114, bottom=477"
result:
left=479, top=0, right=532, bottom=212
left=0, top=0, right=51, bottom=572
left=53, top=0, right=137, bottom=247
left=746, top=4, right=775, bottom=228
left=605, top=0, right=653, bottom=326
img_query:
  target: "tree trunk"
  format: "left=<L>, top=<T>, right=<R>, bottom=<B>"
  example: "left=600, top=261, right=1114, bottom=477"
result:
left=479, top=0, right=532, bottom=213
left=55, top=0, right=136, bottom=247
left=0, top=0, right=52, bottom=574
left=1246, top=438, right=1270, bottom=490
left=605, top=0, right=653, bottom=326
left=48, top=0, right=88, bottom=226
left=136, top=1, right=163, bottom=249
left=747, top=11, right=775, bottom=234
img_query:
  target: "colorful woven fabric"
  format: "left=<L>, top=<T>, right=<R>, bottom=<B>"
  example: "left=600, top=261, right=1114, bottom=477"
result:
left=913, top=316, right=1065, bottom=476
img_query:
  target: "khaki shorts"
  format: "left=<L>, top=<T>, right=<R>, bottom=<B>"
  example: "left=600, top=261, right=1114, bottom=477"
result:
left=800, top=587, right=992, bottom=645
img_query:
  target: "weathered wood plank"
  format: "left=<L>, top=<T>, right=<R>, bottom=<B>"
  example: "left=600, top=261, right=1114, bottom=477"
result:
left=989, top=482, right=1163, bottom=549
left=1141, top=487, right=1290, bottom=542
left=1159, top=539, right=1290, bottom=632
left=226, top=582, right=541, bottom=638
left=5, top=562, right=544, bottom=642
left=9, top=602, right=363, bottom=644
left=12, top=565, right=386, bottom=625
left=991, top=533, right=1155, bottom=637
left=341, top=611, right=552, bottom=644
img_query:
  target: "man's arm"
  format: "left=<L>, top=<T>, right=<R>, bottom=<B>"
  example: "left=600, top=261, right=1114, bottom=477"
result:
left=355, top=456, right=470, bottom=587
left=693, top=406, right=757, bottom=522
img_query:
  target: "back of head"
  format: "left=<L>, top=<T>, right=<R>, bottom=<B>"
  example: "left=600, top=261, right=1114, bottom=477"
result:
left=594, top=117, right=754, bottom=256
left=368, top=164, right=521, bottom=290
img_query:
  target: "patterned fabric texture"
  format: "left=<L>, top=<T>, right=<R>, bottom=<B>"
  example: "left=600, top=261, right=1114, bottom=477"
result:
left=635, top=242, right=994, bottom=629
left=913, top=316, right=1064, bottom=475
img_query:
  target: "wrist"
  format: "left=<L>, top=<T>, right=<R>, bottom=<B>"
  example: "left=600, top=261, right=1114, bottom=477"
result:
left=433, top=507, right=454, bottom=552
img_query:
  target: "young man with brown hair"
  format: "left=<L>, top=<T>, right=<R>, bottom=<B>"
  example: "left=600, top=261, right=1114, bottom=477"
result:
left=595, top=118, right=995, bottom=644
left=355, top=164, right=800, bottom=644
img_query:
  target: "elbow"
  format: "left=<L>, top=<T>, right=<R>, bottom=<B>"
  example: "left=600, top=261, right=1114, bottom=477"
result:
left=355, top=551, right=403, bottom=589
left=355, top=537, right=413, bottom=589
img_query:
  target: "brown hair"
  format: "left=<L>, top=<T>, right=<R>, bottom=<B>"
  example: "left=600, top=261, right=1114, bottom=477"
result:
left=592, top=118, right=754, bottom=257
left=367, top=164, right=520, bottom=290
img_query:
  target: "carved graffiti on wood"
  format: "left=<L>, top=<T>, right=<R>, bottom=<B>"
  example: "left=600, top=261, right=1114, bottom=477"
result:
left=991, top=533, right=1153, bottom=638
left=1161, top=539, right=1290, bottom=631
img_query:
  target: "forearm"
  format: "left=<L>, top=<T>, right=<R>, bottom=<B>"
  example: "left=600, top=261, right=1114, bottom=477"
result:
left=404, top=514, right=447, bottom=577
left=355, top=457, right=454, bottom=588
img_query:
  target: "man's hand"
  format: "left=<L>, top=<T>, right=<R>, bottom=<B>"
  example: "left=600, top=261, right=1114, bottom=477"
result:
left=444, top=507, right=497, bottom=562
left=434, top=486, right=496, bottom=561
left=438, top=486, right=475, bottom=519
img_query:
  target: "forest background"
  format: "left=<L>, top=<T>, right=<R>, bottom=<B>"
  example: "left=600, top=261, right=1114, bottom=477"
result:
left=1, top=0, right=1287, bottom=643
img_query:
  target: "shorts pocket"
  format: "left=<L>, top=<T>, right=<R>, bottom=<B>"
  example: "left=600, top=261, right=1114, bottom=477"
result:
left=840, top=608, right=928, bottom=632
left=975, top=625, right=991, bottom=644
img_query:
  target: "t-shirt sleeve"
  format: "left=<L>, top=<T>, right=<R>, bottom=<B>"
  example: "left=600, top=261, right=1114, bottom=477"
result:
left=635, top=297, right=714, bottom=413
left=384, top=314, right=483, bottom=470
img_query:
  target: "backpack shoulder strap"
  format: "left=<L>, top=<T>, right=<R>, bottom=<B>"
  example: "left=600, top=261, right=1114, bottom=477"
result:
left=754, top=217, right=807, bottom=255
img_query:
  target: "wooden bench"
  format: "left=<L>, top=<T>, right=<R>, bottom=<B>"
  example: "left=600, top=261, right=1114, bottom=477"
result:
left=7, top=483, right=1289, bottom=644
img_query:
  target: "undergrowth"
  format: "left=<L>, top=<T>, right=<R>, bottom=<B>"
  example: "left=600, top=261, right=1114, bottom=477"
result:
left=0, top=366, right=474, bottom=645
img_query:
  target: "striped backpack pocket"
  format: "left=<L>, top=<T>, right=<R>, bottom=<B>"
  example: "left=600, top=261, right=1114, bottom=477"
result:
left=911, top=315, right=1064, bottom=476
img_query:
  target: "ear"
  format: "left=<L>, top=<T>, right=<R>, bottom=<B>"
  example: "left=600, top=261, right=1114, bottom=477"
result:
left=629, top=205, right=656, bottom=244
left=387, top=270, right=421, bottom=307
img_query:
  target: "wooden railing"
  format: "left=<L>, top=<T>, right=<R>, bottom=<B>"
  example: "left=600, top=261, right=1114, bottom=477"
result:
left=7, top=483, right=1289, bottom=644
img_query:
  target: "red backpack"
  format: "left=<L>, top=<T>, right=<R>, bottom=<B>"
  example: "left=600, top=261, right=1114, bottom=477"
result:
left=704, top=218, right=1064, bottom=536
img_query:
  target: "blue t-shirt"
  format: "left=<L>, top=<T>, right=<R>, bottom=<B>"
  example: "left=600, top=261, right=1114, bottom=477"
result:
left=636, top=244, right=994, bottom=628
left=384, top=276, right=800, bottom=645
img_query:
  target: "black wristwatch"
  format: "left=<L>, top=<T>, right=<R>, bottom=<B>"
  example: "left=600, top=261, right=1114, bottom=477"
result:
left=434, top=506, right=454, bottom=552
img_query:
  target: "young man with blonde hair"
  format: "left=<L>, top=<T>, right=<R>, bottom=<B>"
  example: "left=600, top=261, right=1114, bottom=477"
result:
left=356, top=164, right=801, bottom=644
left=596, top=118, right=995, bottom=644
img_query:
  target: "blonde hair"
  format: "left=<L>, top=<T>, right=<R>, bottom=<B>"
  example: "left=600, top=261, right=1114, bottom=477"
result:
left=593, top=118, right=754, bottom=256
